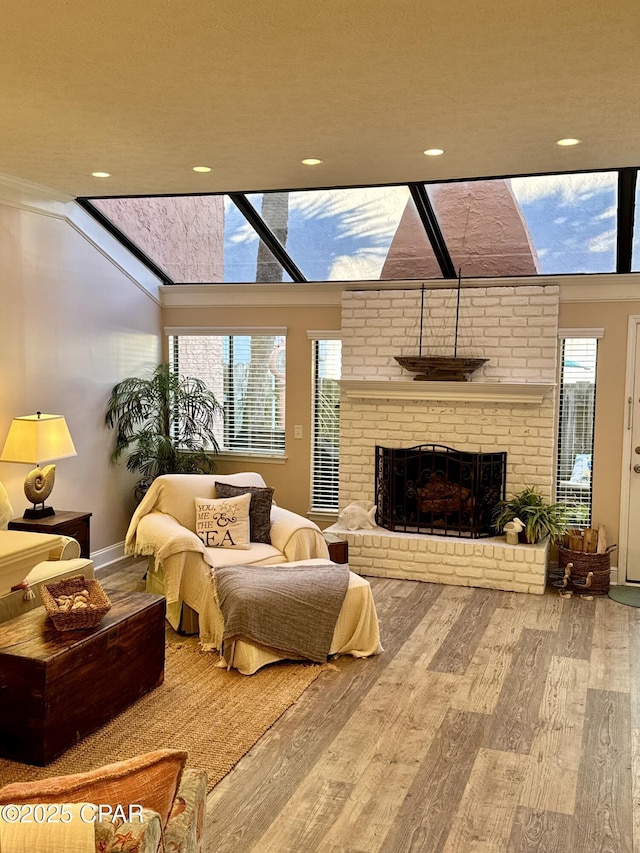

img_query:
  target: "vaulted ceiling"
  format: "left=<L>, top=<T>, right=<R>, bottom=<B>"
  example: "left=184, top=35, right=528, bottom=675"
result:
left=1, top=0, right=639, bottom=198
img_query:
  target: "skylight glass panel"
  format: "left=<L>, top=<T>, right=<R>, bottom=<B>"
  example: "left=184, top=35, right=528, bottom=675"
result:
left=631, top=171, right=640, bottom=272
left=244, top=187, right=442, bottom=281
left=424, top=173, right=617, bottom=276
left=224, top=197, right=291, bottom=282
left=510, top=173, right=617, bottom=274
left=91, top=196, right=288, bottom=283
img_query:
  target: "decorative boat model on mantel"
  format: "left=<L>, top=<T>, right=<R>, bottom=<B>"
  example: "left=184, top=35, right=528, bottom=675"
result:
left=394, top=354, right=488, bottom=382
left=395, top=268, right=488, bottom=381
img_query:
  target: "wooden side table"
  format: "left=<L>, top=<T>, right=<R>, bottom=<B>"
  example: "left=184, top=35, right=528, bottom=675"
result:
left=8, top=511, right=92, bottom=558
left=323, top=532, right=348, bottom=564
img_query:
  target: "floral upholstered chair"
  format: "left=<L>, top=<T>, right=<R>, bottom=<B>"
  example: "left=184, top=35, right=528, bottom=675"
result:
left=0, top=750, right=207, bottom=853
left=94, top=767, right=207, bottom=853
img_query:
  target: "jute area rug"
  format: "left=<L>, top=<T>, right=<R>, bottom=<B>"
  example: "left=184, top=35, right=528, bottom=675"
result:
left=0, top=642, right=331, bottom=793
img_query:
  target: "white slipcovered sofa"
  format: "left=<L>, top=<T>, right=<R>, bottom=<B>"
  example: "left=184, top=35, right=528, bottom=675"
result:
left=125, top=473, right=382, bottom=673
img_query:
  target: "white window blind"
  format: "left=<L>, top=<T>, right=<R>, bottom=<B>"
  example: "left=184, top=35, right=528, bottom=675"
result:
left=311, top=339, right=342, bottom=512
left=170, top=333, right=286, bottom=456
left=556, top=336, right=598, bottom=527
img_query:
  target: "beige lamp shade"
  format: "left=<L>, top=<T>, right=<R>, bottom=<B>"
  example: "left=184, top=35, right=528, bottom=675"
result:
left=0, top=413, right=76, bottom=465
left=0, top=413, right=77, bottom=519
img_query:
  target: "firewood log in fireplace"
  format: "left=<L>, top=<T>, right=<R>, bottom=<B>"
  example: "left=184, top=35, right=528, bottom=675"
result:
left=417, top=473, right=472, bottom=514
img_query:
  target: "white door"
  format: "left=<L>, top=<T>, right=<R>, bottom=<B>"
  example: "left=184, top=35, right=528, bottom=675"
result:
left=625, top=320, right=640, bottom=582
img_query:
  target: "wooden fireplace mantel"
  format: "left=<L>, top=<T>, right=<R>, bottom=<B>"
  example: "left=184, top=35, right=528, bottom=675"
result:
left=338, top=380, right=555, bottom=405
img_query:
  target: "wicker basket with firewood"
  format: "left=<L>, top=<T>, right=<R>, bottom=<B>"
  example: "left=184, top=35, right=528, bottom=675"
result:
left=555, top=525, right=616, bottom=596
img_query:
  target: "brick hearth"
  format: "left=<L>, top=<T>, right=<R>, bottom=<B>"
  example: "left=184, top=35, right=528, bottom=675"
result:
left=345, top=529, right=548, bottom=595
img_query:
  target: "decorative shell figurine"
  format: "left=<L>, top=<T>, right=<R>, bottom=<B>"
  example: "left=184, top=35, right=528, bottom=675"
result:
left=24, top=464, right=56, bottom=505
left=337, top=500, right=378, bottom=531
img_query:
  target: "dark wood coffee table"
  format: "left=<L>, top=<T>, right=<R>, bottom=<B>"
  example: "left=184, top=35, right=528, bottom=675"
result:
left=0, top=589, right=165, bottom=765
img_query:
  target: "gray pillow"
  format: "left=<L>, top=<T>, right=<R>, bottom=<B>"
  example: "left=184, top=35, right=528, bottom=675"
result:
left=214, top=482, right=274, bottom=544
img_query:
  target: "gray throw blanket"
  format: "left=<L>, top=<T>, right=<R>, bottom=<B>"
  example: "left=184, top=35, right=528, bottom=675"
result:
left=214, top=562, right=350, bottom=664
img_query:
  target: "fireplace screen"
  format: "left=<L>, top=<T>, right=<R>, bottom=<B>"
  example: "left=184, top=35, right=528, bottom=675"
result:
left=375, top=444, right=506, bottom=538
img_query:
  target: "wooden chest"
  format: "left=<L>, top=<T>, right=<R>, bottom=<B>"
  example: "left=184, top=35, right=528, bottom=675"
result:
left=0, top=589, right=165, bottom=765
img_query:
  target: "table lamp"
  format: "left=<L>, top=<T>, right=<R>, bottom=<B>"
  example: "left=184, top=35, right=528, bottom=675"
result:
left=0, top=412, right=77, bottom=519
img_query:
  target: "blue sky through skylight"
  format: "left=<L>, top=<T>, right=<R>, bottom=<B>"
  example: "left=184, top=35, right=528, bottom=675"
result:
left=510, top=173, right=617, bottom=274
left=244, top=187, right=415, bottom=281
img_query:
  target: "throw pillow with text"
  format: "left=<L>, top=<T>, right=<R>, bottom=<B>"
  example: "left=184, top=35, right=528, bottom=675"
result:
left=194, top=493, right=251, bottom=549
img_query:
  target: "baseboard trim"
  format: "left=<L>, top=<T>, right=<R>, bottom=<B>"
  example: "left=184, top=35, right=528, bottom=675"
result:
left=91, top=542, right=125, bottom=570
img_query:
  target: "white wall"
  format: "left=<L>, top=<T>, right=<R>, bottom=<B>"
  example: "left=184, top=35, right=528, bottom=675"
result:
left=0, top=186, right=161, bottom=562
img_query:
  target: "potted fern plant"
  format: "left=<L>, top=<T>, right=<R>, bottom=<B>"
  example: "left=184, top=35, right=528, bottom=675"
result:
left=105, top=363, right=223, bottom=500
left=493, top=486, right=569, bottom=544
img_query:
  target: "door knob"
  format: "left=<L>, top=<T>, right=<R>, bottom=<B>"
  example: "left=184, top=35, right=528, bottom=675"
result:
left=634, top=465, right=640, bottom=473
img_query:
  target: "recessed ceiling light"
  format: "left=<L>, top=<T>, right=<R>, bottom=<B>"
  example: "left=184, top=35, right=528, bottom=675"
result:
left=423, top=148, right=444, bottom=156
left=91, top=171, right=111, bottom=178
left=301, top=158, right=323, bottom=166
left=556, top=138, right=582, bottom=147
left=193, top=165, right=212, bottom=173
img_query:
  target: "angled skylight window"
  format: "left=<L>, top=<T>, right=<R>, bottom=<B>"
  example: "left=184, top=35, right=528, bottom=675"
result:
left=509, top=172, right=617, bottom=274
left=244, top=187, right=442, bottom=281
left=424, top=179, right=540, bottom=277
left=223, top=197, right=291, bottom=282
left=424, top=172, right=617, bottom=277
left=82, top=168, right=632, bottom=283
left=91, top=195, right=289, bottom=283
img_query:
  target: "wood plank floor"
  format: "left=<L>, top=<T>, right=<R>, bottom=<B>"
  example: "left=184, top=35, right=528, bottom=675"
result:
left=102, top=559, right=639, bottom=853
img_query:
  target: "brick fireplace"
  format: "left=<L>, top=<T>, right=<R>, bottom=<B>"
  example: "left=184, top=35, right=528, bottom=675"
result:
left=338, top=284, right=559, bottom=594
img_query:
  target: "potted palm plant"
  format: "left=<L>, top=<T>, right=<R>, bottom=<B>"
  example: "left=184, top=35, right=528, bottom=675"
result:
left=105, top=363, right=223, bottom=500
left=493, top=486, right=570, bottom=544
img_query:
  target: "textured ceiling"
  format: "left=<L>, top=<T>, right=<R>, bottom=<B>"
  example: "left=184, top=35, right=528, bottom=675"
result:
left=1, top=0, right=639, bottom=198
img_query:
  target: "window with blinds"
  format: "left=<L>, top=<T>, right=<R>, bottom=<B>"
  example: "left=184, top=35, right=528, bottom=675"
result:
left=170, top=333, right=286, bottom=455
left=311, top=339, right=342, bottom=512
left=556, top=336, right=598, bottom=527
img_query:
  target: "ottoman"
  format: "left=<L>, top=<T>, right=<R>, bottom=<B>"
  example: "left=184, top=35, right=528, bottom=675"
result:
left=196, top=558, right=383, bottom=674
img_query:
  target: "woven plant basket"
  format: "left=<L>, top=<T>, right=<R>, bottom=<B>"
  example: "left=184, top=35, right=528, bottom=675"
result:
left=558, top=545, right=610, bottom=595
left=41, top=575, right=112, bottom=631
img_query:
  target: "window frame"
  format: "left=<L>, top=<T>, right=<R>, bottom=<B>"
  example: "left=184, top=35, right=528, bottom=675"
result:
left=167, top=327, right=288, bottom=460
left=309, top=331, right=342, bottom=514
left=555, top=328, right=602, bottom=528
